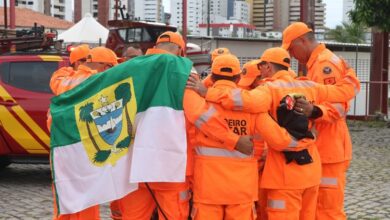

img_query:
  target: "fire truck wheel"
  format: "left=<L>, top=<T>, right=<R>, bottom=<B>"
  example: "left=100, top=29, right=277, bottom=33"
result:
left=0, top=157, right=11, bottom=169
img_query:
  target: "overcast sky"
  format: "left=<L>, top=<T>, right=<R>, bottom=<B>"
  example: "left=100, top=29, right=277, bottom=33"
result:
left=162, top=0, right=343, bottom=29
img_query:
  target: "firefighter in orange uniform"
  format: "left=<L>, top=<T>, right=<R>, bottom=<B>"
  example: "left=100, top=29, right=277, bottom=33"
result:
left=238, top=60, right=269, bottom=220
left=191, top=54, right=304, bottom=220
left=201, top=47, right=231, bottom=86
left=186, top=47, right=360, bottom=220
left=50, top=44, right=90, bottom=95
left=238, top=59, right=263, bottom=90
left=46, top=44, right=90, bottom=129
left=118, top=31, right=251, bottom=220
left=282, top=22, right=355, bottom=220
left=50, top=47, right=118, bottom=220
left=122, top=46, right=143, bottom=61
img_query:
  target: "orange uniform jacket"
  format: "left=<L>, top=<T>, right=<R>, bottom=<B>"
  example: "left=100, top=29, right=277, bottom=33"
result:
left=47, top=65, right=97, bottom=130
left=202, top=70, right=360, bottom=189
left=192, top=80, right=298, bottom=204
left=50, top=65, right=97, bottom=96
left=306, top=44, right=352, bottom=163
left=142, top=48, right=241, bottom=191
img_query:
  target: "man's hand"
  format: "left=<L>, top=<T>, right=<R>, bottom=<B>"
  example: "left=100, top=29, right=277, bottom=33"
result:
left=186, top=73, right=208, bottom=97
left=235, top=135, right=253, bottom=155
left=294, top=98, right=314, bottom=117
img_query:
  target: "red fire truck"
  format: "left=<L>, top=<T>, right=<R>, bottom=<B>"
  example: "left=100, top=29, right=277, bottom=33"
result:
left=0, top=25, right=68, bottom=168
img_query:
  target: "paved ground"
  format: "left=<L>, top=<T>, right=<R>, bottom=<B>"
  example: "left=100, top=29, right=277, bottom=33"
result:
left=0, top=121, right=389, bottom=220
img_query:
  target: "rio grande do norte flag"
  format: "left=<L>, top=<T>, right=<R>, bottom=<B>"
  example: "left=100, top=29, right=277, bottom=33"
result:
left=50, top=54, right=192, bottom=214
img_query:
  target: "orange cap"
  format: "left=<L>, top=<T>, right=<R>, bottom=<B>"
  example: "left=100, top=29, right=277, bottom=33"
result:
left=211, top=48, right=231, bottom=62
left=260, top=47, right=291, bottom=68
left=211, top=54, right=241, bottom=77
left=86, top=47, right=118, bottom=66
left=69, top=44, right=90, bottom=64
left=238, top=60, right=261, bottom=87
left=281, top=22, right=312, bottom=50
left=156, top=31, right=185, bottom=50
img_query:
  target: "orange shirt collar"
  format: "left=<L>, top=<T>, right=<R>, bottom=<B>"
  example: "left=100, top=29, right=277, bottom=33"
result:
left=77, top=64, right=96, bottom=74
left=146, top=48, right=176, bottom=55
left=213, top=79, right=237, bottom=89
left=306, top=43, right=326, bottom=69
left=271, top=70, right=293, bottom=81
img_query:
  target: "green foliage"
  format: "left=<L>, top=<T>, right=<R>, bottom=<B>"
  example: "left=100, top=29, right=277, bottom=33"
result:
left=116, top=136, right=131, bottom=149
left=115, top=83, right=131, bottom=105
left=326, top=22, right=366, bottom=43
left=94, top=150, right=112, bottom=163
left=79, top=102, right=94, bottom=123
left=349, top=0, right=390, bottom=32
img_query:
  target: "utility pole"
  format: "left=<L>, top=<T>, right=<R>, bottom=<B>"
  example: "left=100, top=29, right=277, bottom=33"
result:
left=182, top=0, right=187, bottom=45
left=207, top=0, right=210, bottom=36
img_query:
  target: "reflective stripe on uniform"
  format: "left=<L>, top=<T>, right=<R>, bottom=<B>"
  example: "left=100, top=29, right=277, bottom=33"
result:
left=321, top=177, right=338, bottom=186
left=266, top=80, right=316, bottom=89
left=195, top=146, right=251, bottom=158
left=267, top=199, right=286, bottom=209
left=179, top=189, right=190, bottom=201
left=232, top=88, right=243, bottom=110
left=288, top=137, right=298, bottom=147
left=332, top=103, right=346, bottom=117
left=194, top=105, right=216, bottom=128
left=344, top=76, right=359, bottom=95
left=60, top=77, right=88, bottom=88
left=330, top=54, right=340, bottom=66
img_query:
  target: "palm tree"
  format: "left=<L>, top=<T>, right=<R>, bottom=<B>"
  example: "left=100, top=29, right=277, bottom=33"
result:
left=79, top=102, right=100, bottom=152
left=79, top=102, right=111, bottom=163
left=326, top=22, right=366, bottom=43
left=114, top=83, right=133, bottom=139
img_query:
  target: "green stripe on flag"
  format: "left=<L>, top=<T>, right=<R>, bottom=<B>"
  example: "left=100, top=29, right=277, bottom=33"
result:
left=50, top=54, right=192, bottom=148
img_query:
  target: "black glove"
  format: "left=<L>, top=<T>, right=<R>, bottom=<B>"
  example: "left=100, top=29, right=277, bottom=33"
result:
left=277, top=95, right=314, bottom=140
left=282, top=149, right=313, bottom=165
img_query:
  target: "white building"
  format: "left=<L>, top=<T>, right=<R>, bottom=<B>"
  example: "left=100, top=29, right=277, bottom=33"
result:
left=171, top=0, right=250, bottom=36
left=0, top=0, right=72, bottom=22
left=199, top=22, right=255, bottom=38
left=51, top=0, right=72, bottom=21
left=232, top=0, right=250, bottom=23
left=171, top=0, right=206, bottom=35
left=342, top=0, right=354, bottom=23
left=134, top=0, right=164, bottom=22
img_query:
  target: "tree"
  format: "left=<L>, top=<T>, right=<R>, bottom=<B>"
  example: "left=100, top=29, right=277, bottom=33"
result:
left=326, top=22, right=366, bottom=43
left=79, top=102, right=111, bottom=163
left=348, top=0, right=390, bottom=115
left=114, top=83, right=132, bottom=149
left=114, top=83, right=132, bottom=138
left=349, top=0, right=390, bottom=32
left=79, top=103, right=100, bottom=152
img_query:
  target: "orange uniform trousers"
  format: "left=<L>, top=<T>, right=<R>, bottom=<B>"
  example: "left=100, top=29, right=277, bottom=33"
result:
left=256, top=171, right=267, bottom=220
left=110, top=200, right=122, bottom=219
left=316, top=161, right=350, bottom=220
left=191, top=202, right=257, bottom=220
left=266, top=185, right=319, bottom=220
left=118, top=183, right=190, bottom=220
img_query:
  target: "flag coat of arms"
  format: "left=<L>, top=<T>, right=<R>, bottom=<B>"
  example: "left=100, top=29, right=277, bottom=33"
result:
left=50, top=54, right=192, bottom=214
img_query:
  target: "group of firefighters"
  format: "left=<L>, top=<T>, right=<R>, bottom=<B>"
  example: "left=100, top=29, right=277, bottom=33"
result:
left=48, top=21, right=360, bottom=220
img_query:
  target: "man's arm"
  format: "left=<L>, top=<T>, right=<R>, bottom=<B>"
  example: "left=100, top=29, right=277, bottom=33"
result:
left=49, top=67, right=75, bottom=95
left=317, top=67, right=360, bottom=103
left=184, top=89, right=250, bottom=151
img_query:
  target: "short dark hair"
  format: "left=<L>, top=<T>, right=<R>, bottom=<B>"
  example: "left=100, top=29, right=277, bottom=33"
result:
left=304, top=31, right=315, bottom=41
left=211, top=73, right=240, bottom=82
left=270, top=62, right=289, bottom=71
left=260, top=61, right=289, bottom=71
